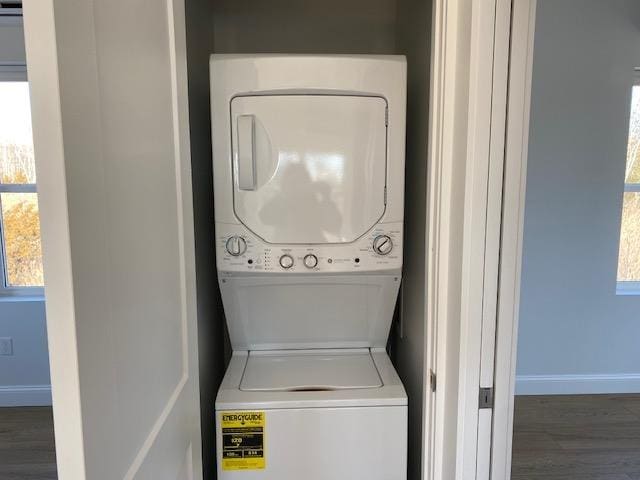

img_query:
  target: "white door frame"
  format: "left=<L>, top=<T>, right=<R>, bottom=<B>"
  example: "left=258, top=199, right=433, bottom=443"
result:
left=489, top=1, right=537, bottom=479
left=423, top=0, right=502, bottom=478
left=429, top=0, right=538, bottom=478
left=442, top=0, right=514, bottom=478
left=455, top=0, right=505, bottom=477
left=457, top=0, right=538, bottom=478
left=424, top=0, right=523, bottom=478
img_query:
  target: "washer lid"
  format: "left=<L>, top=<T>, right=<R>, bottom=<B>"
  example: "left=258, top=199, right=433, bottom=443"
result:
left=240, top=349, right=383, bottom=392
left=230, top=95, right=388, bottom=244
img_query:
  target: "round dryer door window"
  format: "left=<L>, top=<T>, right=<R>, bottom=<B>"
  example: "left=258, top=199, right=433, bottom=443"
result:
left=230, top=95, right=388, bottom=244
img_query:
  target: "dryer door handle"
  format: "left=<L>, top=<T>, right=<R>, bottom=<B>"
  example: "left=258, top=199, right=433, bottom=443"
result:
left=237, top=114, right=256, bottom=191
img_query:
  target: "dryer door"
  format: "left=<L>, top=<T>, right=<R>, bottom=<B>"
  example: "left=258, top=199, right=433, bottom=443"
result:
left=230, top=95, right=387, bottom=244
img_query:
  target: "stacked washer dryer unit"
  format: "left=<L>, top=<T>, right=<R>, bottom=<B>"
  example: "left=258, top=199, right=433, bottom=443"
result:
left=211, top=54, right=407, bottom=479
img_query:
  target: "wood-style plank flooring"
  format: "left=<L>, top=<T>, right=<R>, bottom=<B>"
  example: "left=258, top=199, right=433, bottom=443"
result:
left=0, top=407, right=57, bottom=480
left=512, top=394, right=640, bottom=480
left=2, top=397, right=640, bottom=479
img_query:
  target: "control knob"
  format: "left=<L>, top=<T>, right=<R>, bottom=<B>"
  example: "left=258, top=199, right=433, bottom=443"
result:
left=225, top=236, right=247, bottom=256
left=279, top=254, right=294, bottom=269
left=303, top=254, right=318, bottom=269
left=373, top=235, right=393, bottom=255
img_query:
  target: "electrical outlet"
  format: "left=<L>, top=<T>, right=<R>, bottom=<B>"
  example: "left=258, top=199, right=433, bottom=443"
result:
left=0, top=337, right=13, bottom=356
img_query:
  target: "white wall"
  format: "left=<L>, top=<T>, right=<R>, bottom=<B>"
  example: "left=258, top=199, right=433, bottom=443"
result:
left=0, top=17, right=51, bottom=407
left=516, top=0, right=640, bottom=395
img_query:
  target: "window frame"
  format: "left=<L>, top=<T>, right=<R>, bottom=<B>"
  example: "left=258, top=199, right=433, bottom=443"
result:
left=0, top=64, right=44, bottom=298
left=616, top=73, right=640, bottom=295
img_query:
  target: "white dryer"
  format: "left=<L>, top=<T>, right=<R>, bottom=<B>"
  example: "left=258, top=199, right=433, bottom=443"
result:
left=210, top=54, right=407, bottom=479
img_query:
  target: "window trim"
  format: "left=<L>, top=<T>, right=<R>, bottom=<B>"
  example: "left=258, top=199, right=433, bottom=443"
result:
left=616, top=76, right=640, bottom=295
left=616, top=281, right=640, bottom=296
left=0, top=65, right=44, bottom=298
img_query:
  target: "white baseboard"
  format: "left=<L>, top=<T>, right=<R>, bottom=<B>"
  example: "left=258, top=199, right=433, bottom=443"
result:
left=0, top=384, right=52, bottom=406
left=516, top=373, right=640, bottom=395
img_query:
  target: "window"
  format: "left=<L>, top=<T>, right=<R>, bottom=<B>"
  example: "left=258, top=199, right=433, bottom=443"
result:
left=616, top=81, right=640, bottom=294
left=0, top=77, right=44, bottom=296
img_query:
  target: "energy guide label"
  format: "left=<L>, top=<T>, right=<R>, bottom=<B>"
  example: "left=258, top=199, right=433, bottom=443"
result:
left=221, top=411, right=265, bottom=470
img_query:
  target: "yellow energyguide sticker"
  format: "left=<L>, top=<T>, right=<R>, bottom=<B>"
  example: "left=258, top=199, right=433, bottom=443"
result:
left=221, top=411, right=266, bottom=471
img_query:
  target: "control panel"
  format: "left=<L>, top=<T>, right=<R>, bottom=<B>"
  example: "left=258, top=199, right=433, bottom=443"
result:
left=216, top=222, right=403, bottom=273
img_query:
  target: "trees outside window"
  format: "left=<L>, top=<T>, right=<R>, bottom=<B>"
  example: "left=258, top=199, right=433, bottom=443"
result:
left=0, top=80, right=43, bottom=294
left=617, top=83, right=640, bottom=292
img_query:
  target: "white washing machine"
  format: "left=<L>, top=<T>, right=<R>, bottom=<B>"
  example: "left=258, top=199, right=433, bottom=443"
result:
left=210, top=54, right=407, bottom=479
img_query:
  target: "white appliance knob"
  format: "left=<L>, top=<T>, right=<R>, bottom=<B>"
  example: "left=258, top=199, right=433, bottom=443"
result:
left=279, top=254, right=294, bottom=269
left=303, top=254, right=318, bottom=269
left=373, top=235, right=393, bottom=255
left=225, top=236, right=247, bottom=256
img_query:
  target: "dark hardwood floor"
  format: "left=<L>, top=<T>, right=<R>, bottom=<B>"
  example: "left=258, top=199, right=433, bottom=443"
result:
left=2, top=397, right=640, bottom=479
left=512, top=394, right=640, bottom=480
left=0, top=407, right=57, bottom=480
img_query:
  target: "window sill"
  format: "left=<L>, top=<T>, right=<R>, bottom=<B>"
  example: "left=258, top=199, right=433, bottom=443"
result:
left=616, top=282, right=640, bottom=296
left=0, top=289, right=45, bottom=303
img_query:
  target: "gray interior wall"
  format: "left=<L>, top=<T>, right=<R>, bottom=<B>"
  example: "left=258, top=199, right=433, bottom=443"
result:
left=0, top=16, right=26, bottom=62
left=211, top=0, right=397, bottom=54
left=0, top=300, right=50, bottom=405
left=393, top=0, right=432, bottom=477
left=0, top=17, right=51, bottom=407
left=184, top=2, right=227, bottom=479
left=517, top=0, right=640, bottom=394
